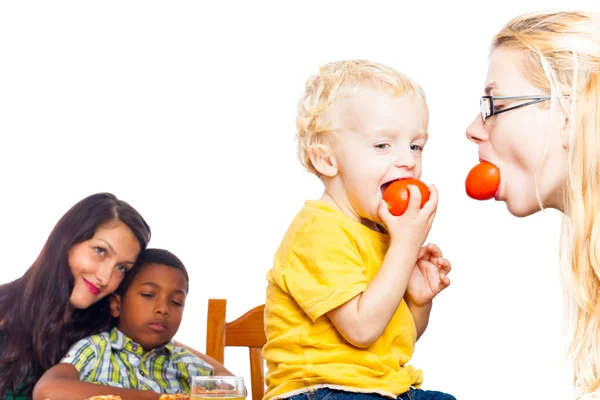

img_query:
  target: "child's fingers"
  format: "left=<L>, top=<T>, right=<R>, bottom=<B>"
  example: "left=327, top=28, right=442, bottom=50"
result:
left=405, top=185, right=423, bottom=215
left=416, top=260, right=434, bottom=281
left=439, top=258, right=452, bottom=274
left=420, top=184, right=438, bottom=219
left=378, top=200, right=396, bottom=231
left=378, top=198, right=391, bottom=216
left=416, top=245, right=429, bottom=260
left=426, top=243, right=443, bottom=258
left=439, top=273, right=451, bottom=288
left=417, top=259, right=441, bottom=281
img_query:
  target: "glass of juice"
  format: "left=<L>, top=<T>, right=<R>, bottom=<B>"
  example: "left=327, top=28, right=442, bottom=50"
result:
left=191, top=376, right=247, bottom=400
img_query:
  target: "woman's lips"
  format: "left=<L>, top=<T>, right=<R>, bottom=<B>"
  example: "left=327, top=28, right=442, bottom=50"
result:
left=494, top=181, right=501, bottom=200
left=478, top=158, right=502, bottom=200
left=83, top=278, right=100, bottom=295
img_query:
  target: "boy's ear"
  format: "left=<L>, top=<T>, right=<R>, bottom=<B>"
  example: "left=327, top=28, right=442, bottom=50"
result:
left=110, top=294, right=122, bottom=318
left=309, top=144, right=338, bottom=177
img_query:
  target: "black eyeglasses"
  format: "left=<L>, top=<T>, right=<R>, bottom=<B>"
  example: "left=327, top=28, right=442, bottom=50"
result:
left=480, top=95, right=551, bottom=121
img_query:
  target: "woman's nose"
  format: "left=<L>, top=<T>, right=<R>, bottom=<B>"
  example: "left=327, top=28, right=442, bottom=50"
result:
left=466, top=113, right=489, bottom=144
left=95, top=263, right=114, bottom=287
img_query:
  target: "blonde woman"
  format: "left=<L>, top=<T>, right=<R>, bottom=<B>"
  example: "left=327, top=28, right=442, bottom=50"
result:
left=465, top=10, right=600, bottom=398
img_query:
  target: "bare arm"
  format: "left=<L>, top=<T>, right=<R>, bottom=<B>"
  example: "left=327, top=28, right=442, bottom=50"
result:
left=174, top=341, right=234, bottom=376
left=327, top=242, right=419, bottom=348
left=33, top=363, right=161, bottom=400
left=327, top=185, right=438, bottom=349
left=404, top=244, right=452, bottom=341
left=406, top=301, right=432, bottom=340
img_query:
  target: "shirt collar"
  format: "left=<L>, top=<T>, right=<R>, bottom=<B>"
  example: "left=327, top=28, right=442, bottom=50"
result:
left=109, top=327, right=175, bottom=355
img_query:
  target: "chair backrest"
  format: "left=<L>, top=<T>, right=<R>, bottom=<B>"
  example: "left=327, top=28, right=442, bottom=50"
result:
left=206, top=299, right=267, bottom=400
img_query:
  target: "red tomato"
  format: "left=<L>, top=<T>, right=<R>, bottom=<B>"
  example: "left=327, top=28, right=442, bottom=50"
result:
left=465, top=161, right=501, bottom=200
left=382, top=178, right=430, bottom=216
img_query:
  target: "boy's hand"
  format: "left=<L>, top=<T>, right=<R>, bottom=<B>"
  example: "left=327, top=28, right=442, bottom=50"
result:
left=378, top=184, right=438, bottom=254
left=405, top=243, right=451, bottom=307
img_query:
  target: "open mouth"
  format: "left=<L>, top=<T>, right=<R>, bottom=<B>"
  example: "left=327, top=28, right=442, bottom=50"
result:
left=381, top=181, right=395, bottom=195
left=380, top=178, right=409, bottom=195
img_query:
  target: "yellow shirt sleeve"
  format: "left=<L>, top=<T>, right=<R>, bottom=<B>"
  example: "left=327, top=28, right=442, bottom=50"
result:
left=277, top=217, right=368, bottom=322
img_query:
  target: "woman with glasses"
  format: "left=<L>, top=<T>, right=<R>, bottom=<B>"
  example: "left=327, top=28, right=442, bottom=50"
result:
left=465, top=10, right=600, bottom=398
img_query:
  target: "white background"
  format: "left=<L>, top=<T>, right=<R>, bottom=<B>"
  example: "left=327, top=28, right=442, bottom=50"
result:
left=1, top=1, right=598, bottom=399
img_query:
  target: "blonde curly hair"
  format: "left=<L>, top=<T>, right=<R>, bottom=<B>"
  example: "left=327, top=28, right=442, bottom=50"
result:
left=296, top=60, right=426, bottom=177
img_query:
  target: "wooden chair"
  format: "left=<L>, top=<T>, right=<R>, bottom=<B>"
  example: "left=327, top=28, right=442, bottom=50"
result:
left=206, top=299, right=267, bottom=400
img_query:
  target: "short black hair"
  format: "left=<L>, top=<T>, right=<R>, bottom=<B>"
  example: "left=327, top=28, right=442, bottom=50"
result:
left=116, top=248, right=189, bottom=297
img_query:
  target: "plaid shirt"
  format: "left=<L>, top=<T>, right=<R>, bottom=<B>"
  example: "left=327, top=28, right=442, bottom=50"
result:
left=61, top=327, right=213, bottom=394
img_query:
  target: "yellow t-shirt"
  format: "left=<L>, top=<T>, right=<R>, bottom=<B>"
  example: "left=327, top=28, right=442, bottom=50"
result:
left=263, top=200, right=422, bottom=400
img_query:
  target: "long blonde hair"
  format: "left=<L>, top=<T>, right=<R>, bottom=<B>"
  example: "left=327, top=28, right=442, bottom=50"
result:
left=492, top=11, right=600, bottom=395
left=295, top=60, right=425, bottom=177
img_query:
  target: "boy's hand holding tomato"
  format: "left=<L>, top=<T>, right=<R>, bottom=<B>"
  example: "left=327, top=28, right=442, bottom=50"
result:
left=379, top=180, right=438, bottom=254
left=383, top=179, right=430, bottom=216
left=379, top=180, right=450, bottom=305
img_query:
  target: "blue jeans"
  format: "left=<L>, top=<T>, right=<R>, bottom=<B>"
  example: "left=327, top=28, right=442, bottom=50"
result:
left=398, top=388, right=456, bottom=400
left=288, top=388, right=456, bottom=400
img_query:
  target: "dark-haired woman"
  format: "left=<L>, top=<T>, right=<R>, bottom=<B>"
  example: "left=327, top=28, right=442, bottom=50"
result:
left=0, top=193, right=151, bottom=399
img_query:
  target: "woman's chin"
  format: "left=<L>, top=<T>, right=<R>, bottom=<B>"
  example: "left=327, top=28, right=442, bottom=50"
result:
left=69, top=292, right=96, bottom=310
left=504, top=198, right=542, bottom=218
left=69, top=299, right=89, bottom=310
